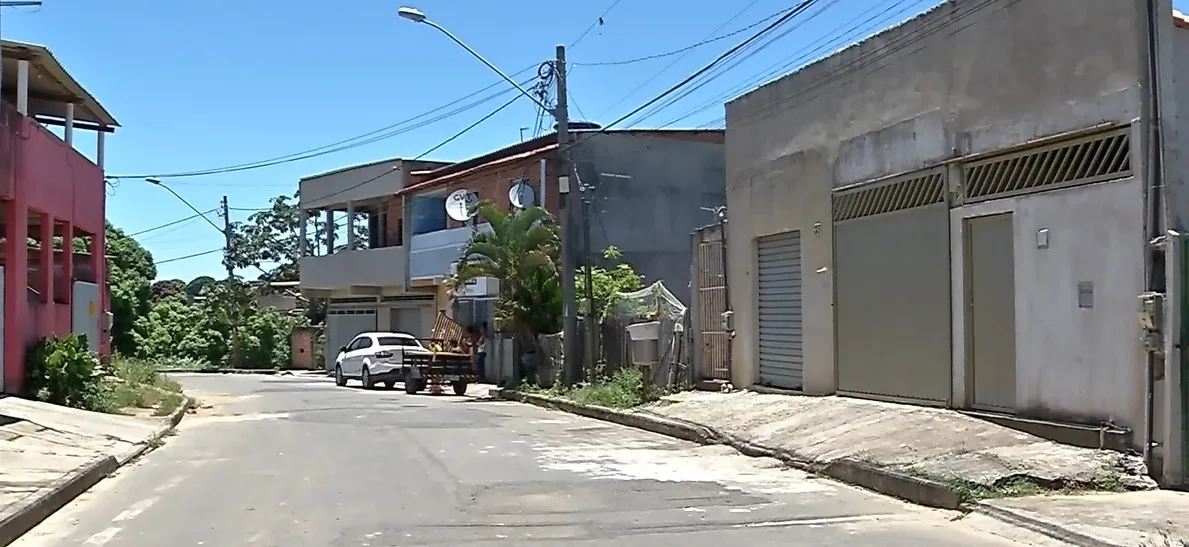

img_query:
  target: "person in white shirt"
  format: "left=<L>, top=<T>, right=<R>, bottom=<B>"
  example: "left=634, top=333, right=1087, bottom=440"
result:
left=475, top=321, right=489, bottom=380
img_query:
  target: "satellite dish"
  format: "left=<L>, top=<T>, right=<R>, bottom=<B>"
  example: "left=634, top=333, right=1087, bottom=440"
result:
left=509, top=181, right=536, bottom=209
left=445, top=189, right=479, bottom=222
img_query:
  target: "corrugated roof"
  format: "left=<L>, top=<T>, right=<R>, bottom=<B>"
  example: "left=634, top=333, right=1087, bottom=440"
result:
left=0, top=40, right=118, bottom=127
left=397, top=144, right=558, bottom=196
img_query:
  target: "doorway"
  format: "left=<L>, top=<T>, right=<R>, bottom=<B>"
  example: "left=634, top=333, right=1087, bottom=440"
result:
left=965, top=213, right=1017, bottom=412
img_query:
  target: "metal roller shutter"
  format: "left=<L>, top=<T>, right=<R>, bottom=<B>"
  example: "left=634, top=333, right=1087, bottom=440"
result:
left=324, top=309, right=377, bottom=371
left=756, top=231, right=803, bottom=389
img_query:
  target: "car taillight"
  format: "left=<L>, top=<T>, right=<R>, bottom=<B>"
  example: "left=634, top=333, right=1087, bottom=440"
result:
left=374, top=351, right=394, bottom=359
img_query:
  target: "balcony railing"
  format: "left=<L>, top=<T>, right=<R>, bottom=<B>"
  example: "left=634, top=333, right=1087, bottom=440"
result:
left=299, top=245, right=407, bottom=291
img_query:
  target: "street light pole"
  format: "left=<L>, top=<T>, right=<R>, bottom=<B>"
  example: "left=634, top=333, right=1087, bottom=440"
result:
left=398, top=6, right=581, bottom=385
left=144, top=177, right=240, bottom=367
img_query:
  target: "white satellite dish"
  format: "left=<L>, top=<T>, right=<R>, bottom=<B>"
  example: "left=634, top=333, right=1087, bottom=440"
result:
left=445, top=189, right=479, bottom=222
left=509, top=180, right=536, bottom=209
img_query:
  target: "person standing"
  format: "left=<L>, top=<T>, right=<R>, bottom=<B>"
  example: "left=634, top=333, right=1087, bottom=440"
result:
left=475, top=321, right=489, bottom=381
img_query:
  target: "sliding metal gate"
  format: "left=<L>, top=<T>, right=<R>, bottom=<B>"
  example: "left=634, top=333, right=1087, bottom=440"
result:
left=832, top=168, right=951, bottom=405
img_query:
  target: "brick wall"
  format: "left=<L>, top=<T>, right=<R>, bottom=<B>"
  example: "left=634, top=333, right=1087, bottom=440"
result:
left=386, top=151, right=560, bottom=236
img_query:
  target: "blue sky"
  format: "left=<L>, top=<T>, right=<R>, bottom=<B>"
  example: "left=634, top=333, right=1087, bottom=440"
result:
left=4, top=0, right=1125, bottom=281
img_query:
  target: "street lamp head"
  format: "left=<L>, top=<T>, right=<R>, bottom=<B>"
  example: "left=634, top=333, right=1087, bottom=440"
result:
left=397, top=6, right=427, bottom=23
left=144, top=177, right=162, bottom=185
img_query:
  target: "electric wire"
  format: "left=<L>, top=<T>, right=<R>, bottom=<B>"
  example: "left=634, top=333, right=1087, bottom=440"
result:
left=624, top=0, right=838, bottom=128
left=569, top=0, right=625, bottom=49
left=655, top=0, right=921, bottom=128
left=155, top=248, right=225, bottom=265
left=572, top=5, right=790, bottom=68
left=126, top=208, right=219, bottom=237
left=107, top=66, right=540, bottom=181
left=724, top=0, right=1015, bottom=128
left=564, top=0, right=822, bottom=151
left=594, top=0, right=767, bottom=119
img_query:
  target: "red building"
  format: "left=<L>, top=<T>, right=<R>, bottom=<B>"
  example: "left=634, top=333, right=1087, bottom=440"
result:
left=1, top=40, right=117, bottom=394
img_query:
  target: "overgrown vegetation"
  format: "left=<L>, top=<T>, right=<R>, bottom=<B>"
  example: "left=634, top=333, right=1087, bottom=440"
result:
left=527, top=367, right=651, bottom=409
left=107, top=192, right=340, bottom=371
left=25, top=335, right=184, bottom=416
left=577, top=246, right=643, bottom=320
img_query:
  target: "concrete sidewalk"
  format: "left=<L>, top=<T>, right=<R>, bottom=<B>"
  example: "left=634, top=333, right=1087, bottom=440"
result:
left=0, top=396, right=187, bottom=545
left=638, top=391, right=1188, bottom=546
left=645, top=391, right=1155, bottom=493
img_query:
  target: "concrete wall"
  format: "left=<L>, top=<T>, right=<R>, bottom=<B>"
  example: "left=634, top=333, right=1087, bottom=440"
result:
left=572, top=132, right=726, bottom=304
left=300, top=159, right=406, bottom=210
left=950, top=178, right=1146, bottom=430
left=725, top=0, right=1143, bottom=391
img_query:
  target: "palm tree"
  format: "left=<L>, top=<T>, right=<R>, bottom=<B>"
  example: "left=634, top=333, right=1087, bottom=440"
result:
left=453, top=201, right=563, bottom=347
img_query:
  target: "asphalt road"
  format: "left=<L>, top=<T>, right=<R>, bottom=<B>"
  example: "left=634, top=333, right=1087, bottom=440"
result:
left=12, top=374, right=1064, bottom=546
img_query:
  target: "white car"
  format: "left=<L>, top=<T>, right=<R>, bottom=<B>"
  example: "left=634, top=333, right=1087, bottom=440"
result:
left=333, top=331, right=425, bottom=389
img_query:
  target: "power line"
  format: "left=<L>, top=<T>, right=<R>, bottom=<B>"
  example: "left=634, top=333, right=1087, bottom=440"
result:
left=654, top=0, right=918, bottom=128
left=570, top=0, right=625, bottom=49
left=155, top=248, right=225, bottom=265
left=242, top=77, right=529, bottom=213
left=107, top=66, right=541, bottom=181
left=594, top=0, right=767, bottom=119
left=574, top=3, right=791, bottom=68
left=567, top=0, right=822, bottom=151
left=126, top=208, right=219, bottom=237
left=625, top=0, right=840, bottom=128
left=725, top=0, right=1012, bottom=128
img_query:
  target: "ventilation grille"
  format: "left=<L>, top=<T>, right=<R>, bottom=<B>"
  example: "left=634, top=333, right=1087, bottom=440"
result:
left=832, top=170, right=946, bottom=222
left=963, top=128, right=1132, bottom=203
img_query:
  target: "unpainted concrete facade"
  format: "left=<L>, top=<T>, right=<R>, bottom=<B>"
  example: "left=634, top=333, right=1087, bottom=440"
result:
left=726, top=0, right=1188, bottom=482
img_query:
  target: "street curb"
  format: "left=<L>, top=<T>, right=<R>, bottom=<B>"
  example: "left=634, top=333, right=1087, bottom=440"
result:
left=496, top=390, right=962, bottom=510
left=0, top=395, right=193, bottom=546
left=0, top=456, right=118, bottom=547
left=972, top=503, right=1125, bottom=547
left=158, top=368, right=282, bottom=375
left=115, top=395, right=193, bottom=465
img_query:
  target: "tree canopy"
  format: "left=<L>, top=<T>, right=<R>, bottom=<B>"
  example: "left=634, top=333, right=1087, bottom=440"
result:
left=455, top=201, right=562, bottom=345
left=106, top=222, right=156, bottom=356
left=227, top=191, right=367, bottom=282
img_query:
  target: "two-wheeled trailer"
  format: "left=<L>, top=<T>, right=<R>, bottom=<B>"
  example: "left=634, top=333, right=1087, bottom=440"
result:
left=402, top=348, right=475, bottom=395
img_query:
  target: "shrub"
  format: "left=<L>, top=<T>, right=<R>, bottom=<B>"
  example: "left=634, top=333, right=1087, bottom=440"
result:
left=25, top=334, right=106, bottom=411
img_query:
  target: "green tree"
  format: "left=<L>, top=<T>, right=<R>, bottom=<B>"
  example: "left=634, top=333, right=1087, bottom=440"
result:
left=107, top=222, right=156, bottom=356
left=150, top=279, right=186, bottom=301
left=454, top=201, right=562, bottom=346
left=227, top=191, right=367, bottom=282
left=577, top=245, right=643, bottom=320
left=134, top=293, right=201, bottom=357
left=185, top=276, right=216, bottom=300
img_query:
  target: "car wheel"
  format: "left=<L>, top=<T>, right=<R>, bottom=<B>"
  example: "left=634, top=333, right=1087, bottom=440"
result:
left=361, top=366, right=373, bottom=389
left=334, top=366, right=347, bottom=387
left=452, top=381, right=468, bottom=396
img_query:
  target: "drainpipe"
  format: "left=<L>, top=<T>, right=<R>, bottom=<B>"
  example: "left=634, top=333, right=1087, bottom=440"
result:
left=1139, top=0, right=1167, bottom=471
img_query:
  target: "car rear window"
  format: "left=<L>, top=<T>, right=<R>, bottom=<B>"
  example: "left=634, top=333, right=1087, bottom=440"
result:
left=376, top=337, right=419, bottom=347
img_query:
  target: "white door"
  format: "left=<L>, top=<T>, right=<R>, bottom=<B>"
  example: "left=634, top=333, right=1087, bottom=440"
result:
left=349, top=336, right=375, bottom=376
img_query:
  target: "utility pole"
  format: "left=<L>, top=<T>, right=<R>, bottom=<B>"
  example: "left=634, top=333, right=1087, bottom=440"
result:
left=581, top=178, right=595, bottom=383
left=557, top=44, right=582, bottom=386
left=221, top=195, right=240, bottom=368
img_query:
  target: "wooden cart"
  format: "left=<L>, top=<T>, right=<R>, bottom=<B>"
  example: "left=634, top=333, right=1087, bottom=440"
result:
left=402, top=347, right=475, bottom=395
